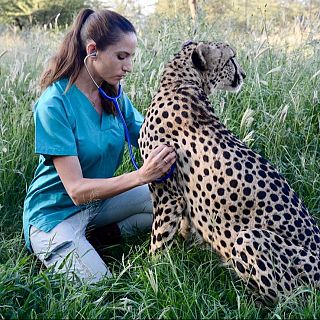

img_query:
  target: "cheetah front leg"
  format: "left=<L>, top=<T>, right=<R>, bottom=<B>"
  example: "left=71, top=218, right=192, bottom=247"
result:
left=149, top=184, right=186, bottom=253
left=230, top=228, right=320, bottom=305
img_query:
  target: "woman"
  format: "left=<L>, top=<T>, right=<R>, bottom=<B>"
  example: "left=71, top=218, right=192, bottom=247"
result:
left=23, top=8, right=176, bottom=283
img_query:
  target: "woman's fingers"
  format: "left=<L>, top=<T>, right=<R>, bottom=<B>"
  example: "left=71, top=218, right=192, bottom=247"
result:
left=149, top=144, right=171, bottom=160
left=154, top=145, right=176, bottom=175
left=139, top=145, right=176, bottom=183
left=155, top=145, right=175, bottom=161
left=162, top=149, right=176, bottom=164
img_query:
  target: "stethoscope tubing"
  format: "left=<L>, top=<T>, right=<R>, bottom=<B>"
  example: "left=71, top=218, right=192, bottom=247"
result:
left=98, top=85, right=176, bottom=183
left=84, top=54, right=175, bottom=183
left=98, top=85, right=139, bottom=171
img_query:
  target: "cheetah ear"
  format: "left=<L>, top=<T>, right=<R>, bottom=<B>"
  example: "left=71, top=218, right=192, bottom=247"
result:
left=192, top=42, right=222, bottom=71
left=182, top=39, right=194, bottom=48
left=191, top=42, right=208, bottom=71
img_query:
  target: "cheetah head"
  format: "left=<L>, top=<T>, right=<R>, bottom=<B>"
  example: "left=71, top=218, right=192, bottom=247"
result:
left=186, top=41, right=246, bottom=95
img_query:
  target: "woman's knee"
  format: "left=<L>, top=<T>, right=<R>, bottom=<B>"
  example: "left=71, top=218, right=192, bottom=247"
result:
left=52, top=237, right=112, bottom=283
left=31, top=226, right=111, bottom=283
left=136, top=184, right=153, bottom=213
left=118, top=213, right=153, bottom=237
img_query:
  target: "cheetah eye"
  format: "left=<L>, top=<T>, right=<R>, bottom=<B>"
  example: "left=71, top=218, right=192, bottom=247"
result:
left=222, top=56, right=236, bottom=69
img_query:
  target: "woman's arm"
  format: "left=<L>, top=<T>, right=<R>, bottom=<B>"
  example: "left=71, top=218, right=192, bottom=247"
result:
left=53, top=144, right=176, bottom=205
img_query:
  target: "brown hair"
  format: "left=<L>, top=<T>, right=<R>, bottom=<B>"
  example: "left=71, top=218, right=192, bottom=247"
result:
left=40, top=9, right=136, bottom=114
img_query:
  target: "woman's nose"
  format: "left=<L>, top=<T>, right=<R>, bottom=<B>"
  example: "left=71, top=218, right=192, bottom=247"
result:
left=123, top=59, right=133, bottom=73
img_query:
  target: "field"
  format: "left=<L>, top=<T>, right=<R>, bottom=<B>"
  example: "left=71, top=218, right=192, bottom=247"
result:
left=0, top=10, right=320, bottom=319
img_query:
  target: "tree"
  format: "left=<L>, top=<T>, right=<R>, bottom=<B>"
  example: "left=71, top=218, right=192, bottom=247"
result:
left=188, top=0, right=197, bottom=22
left=0, top=0, right=103, bottom=29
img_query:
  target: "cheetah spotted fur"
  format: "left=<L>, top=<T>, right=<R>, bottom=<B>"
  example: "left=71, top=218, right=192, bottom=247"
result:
left=138, top=41, right=320, bottom=304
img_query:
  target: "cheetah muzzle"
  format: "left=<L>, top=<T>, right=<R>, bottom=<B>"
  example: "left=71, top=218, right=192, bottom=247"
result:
left=138, top=40, right=320, bottom=305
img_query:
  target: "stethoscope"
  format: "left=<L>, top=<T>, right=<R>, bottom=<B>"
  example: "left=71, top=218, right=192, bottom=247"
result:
left=84, top=53, right=175, bottom=183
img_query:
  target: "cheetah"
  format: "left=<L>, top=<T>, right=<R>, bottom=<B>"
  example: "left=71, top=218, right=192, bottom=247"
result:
left=138, top=40, right=320, bottom=304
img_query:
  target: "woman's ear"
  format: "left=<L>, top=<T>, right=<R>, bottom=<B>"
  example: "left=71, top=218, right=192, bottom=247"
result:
left=86, top=42, right=97, bottom=58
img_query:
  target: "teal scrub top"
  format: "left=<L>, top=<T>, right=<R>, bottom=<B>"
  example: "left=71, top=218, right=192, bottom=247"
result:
left=23, top=78, right=144, bottom=251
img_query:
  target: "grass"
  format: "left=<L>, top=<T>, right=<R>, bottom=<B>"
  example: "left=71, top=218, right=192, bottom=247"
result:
left=0, top=10, right=320, bottom=319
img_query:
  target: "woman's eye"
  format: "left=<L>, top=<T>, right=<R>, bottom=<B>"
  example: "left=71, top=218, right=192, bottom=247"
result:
left=117, top=54, right=126, bottom=60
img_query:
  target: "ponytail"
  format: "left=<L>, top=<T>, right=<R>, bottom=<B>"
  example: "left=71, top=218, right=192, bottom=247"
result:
left=40, top=8, right=94, bottom=91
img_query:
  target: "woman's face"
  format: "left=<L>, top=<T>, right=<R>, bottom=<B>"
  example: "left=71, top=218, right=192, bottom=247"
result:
left=93, top=32, right=137, bottom=87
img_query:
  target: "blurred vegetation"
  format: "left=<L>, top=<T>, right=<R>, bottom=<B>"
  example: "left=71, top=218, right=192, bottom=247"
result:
left=156, top=0, right=320, bottom=22
left=1, top=0, right=320, bottom=30
left=0, top=0, right=103, bottom=29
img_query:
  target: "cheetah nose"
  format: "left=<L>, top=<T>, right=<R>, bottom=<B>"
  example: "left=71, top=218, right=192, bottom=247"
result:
left=241, top=71, right=246, bottom=80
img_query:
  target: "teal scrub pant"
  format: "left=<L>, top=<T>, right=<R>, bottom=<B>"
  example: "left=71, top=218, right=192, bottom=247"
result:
left=30, top=185, right=153, bottom=283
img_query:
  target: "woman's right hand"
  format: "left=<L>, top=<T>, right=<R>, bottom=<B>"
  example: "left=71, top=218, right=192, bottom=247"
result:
left=138, top=145, right=176, bottom=184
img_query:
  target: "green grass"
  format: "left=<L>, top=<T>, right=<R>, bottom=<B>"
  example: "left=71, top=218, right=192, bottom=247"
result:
left=0, top=11, right=320, bottom=319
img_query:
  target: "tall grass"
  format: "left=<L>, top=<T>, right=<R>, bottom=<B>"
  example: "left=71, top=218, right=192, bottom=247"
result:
left=0, top=11, right=319, bottom=319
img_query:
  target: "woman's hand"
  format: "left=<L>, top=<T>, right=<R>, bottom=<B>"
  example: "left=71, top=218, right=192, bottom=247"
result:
left=52, top=145, right=176, bottom=205
left=138, top=145, right=176, bottom=184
